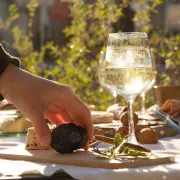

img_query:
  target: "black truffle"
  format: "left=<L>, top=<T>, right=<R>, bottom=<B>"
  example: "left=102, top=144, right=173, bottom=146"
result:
left=51, top=123, right=88, bottom=153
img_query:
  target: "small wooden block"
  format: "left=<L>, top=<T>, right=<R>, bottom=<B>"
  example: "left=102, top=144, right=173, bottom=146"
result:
left=25, top=125, right=55, bottom=150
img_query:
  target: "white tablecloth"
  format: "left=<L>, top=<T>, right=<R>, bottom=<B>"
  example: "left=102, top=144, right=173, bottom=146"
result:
left=0, top=135, right=180, bottom=180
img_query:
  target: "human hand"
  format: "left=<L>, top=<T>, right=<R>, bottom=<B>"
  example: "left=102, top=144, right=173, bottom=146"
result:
left=0, top=64, right=93, bottom=149
left=160, top=99, right=180, bottom=118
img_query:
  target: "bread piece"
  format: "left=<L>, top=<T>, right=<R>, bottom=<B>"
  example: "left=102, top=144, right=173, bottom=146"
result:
left=114, top=107, right=128, bottom=120
left=0, top=118, right=14, bottom=131
left=106, top=104, right=127, bottom=120
left=120, top=111, right=139, bottom=126
left=116, top=126, right=128, bottom=138
left=106, top=104, right=120, bottom=114
left=87, top=104, right=96, bottom=111
left=3, top=117, right=33, bottom=133
left=0, top=100, right=16, bottom=110
left=91, top=111, right=113, bottom=124
left=136, top=128, right=158, bottom=144
left=25, top=125, right=55, bottom=150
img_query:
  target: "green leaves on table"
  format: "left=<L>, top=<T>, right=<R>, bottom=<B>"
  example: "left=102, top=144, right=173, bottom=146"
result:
left=92, top=134, right=149, bottom=160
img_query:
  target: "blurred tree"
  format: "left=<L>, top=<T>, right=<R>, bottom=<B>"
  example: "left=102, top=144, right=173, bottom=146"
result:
left=133, top=0, right=180, bottom=108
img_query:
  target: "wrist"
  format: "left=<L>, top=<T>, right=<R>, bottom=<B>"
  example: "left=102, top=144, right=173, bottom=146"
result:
left=0, top=64, right=20, bottom=102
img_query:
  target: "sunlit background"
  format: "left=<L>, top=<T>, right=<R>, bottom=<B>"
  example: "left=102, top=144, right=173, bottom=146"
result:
left=0, top=0, right=179, bottom=110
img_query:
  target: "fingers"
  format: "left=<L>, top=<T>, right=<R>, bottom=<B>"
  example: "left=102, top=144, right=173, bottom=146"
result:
left=83, top=141, right=89, bottom=151
left=45, top=113, right=66, bottom=126
left=45, top=98, right=94, bottom=142
left=44, top=103, right=73, bottom=126
left=67, top=95, right=94, bottom=142
left=28, top=112, right=51, bottom=147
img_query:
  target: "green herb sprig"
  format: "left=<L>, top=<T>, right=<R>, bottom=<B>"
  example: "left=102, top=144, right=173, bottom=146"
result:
left=92, top=134, right=150, bottom=160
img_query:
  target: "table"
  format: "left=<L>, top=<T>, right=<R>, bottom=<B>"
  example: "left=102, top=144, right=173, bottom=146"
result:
left=0, top=135, right=180, bottom=180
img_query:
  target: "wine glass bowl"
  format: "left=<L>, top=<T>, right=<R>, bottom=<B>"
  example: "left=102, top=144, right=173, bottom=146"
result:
left=98, top=51, right=117, bottom=100
left=140, top=71, right=157, bottom=114
left=104, top=32, right=153, bottom=144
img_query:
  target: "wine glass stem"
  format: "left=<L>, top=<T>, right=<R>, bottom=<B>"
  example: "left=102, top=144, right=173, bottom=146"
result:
left=127, top=99, right=138, bottom=144
left=141, top=93, right=146, bottom=113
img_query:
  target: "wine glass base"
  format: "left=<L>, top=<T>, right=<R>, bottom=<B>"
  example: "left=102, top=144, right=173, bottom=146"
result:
left=127, top=136, right=139, bottom=145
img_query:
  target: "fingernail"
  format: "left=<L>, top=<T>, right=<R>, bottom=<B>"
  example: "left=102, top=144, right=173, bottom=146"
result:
left=40, top=135, right=51, bottom=147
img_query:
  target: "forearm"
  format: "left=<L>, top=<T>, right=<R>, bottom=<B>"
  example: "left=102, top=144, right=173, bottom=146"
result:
left=0, top=63, right=47, bottom=104
left=0, top=44, right=21, bottom=102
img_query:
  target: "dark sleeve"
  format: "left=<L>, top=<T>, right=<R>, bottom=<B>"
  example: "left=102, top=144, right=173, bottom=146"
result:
left=0, top=44, right=21, bottom=101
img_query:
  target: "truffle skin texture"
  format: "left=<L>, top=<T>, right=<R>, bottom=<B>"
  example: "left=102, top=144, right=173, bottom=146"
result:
left=51, top=123, right=88, bottom=153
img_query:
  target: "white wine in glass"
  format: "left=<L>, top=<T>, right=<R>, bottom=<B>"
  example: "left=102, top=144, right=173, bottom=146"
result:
left=140, top=71, right=157, bottom=114
left=105, top=32, right=153, bottom=144
left=98, top=51, right=117, bottom=101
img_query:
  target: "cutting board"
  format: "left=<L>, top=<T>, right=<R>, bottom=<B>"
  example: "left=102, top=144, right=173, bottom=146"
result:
left=0, top=144, right=174, bottom=169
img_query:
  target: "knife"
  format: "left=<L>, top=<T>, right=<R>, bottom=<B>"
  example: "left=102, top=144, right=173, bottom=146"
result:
left=153, top=108, right=180, bottom=133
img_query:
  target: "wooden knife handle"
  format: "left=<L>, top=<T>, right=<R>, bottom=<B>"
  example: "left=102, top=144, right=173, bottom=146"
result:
left=94, top=135, right=113, bottom=144
left=124, top=142, right=151, bottom=152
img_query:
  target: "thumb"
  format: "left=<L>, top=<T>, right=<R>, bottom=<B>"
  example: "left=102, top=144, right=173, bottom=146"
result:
left=28, top=112, right=51, bottom=147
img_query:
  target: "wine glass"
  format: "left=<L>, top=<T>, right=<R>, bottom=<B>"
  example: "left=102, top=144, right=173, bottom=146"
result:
left=98, top=51, right=117, bottom=103
left=140, top=70, right=157, bottom=114
left=105, top=32, right=153, bottom=144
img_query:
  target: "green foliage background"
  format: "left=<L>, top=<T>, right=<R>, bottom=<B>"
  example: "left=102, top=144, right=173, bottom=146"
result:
left=0, top=0, right=179, bottom=110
